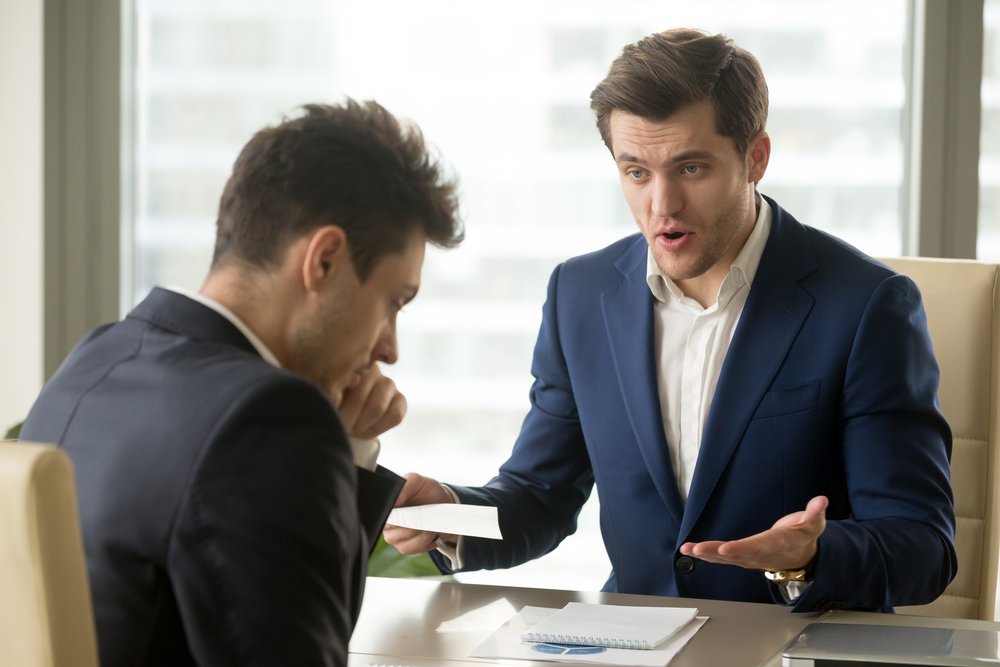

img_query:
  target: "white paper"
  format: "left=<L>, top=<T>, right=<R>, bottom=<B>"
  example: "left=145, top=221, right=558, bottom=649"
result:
left=520, top=602, right=697, bottom=649
left=386, top=503, right=502, bottom=539
left=435, top=598, right=517, bottom=634
left=470, top=605, right=708, bottom=666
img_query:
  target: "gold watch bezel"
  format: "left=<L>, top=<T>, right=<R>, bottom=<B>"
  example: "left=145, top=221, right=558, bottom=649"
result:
left=764, top=568, right=809, bottom=583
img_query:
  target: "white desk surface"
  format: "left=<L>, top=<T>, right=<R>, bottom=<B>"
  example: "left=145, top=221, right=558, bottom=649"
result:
left=349, top=576, right=819, bottom=666
left=350, top=577, right=1000, bottom=667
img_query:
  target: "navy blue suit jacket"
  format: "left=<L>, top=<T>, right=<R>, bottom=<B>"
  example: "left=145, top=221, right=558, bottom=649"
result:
left=438, top=197, right=956, bottom=612
left=21, top=288, right=403, bottom=666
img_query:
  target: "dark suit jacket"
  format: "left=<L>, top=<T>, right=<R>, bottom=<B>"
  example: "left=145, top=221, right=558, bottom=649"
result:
left=435, top=196, right=957, bottom=612
left=21, top=288, right=403, bottom=666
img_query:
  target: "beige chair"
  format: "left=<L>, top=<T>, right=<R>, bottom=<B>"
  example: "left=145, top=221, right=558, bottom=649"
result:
left=879, top=258, right=1000, bottom=621
left=0, top=440, right=98, bottom=667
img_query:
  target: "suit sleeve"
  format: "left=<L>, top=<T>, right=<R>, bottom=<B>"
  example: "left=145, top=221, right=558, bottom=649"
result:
left=167, top=374, right=364, bottom=665
left=431, top=264, right=595, bottom=574
left=792, top=273, right=957, bottom=611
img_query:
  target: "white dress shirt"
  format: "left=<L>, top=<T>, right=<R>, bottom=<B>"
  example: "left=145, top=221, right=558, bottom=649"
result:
left=164, top=286, right=380, bottom=471
left=647, top=196, right=772, bottom=502
left=649, top=198, right=806, bottom=603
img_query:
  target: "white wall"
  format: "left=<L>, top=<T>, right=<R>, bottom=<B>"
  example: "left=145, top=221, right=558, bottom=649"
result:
left=0, top=0, right=44, bottom=434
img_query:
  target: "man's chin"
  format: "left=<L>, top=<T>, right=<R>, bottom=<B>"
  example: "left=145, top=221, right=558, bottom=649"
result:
left=653, top=252, right=713, bottom=283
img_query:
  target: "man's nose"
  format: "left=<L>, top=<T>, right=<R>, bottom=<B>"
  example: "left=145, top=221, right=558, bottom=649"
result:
left=651, top=176, right=682, bottom=219
left=372, top=321, right=398, bottom=365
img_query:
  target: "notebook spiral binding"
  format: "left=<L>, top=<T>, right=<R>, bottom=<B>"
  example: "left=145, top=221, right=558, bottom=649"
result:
left=521, top=632, right=655, bottom=650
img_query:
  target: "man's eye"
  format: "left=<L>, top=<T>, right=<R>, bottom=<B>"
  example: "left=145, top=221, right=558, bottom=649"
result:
left=626, top=168, right=646, bottom=180
left=682, top=164, right=701, bottom=175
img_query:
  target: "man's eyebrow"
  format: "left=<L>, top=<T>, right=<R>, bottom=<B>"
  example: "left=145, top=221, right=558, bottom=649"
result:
left=615, top=149, right=717, bottom=165
left=667, top=149, right=716, bottom=164
left=615, top=152, right=645, bottom=165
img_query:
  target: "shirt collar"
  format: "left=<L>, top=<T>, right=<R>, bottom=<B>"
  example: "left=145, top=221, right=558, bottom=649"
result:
left=646, top=192, right=772, bottom=308
left=164, top=286, right=283, bottom=368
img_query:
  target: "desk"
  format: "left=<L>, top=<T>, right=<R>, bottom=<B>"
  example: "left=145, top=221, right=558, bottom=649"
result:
left=349, top=576, right=819, bottom=666
left=349, top=578, right=1000, bottom=666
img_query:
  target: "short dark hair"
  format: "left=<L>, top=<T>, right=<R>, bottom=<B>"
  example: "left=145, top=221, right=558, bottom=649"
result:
left=590, top=29, right=768, bottom=157
left=212, top=100, right=463, bottom=279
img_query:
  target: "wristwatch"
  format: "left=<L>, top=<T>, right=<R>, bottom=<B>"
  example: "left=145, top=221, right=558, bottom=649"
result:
left=764, top=568, right=811, bottom=583
left=765, top=567, right=812, bottom=603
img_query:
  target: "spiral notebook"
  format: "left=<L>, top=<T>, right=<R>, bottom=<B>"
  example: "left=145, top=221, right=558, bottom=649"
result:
left=519, top=602, right=698, bottom=650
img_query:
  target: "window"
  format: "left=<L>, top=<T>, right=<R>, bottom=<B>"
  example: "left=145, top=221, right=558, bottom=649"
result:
left=129, top=0, right=908, bottom=590
left=981, top=0, right=1000, bottom=260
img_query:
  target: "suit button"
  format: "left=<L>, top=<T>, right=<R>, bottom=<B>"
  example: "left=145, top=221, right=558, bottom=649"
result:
left=675, top=556, right=694, bottom=574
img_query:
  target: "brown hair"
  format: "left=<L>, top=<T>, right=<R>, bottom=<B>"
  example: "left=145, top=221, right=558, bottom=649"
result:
left=590, top=29, right=768, bottom=157
left=212, top=100, right=463, bottom=279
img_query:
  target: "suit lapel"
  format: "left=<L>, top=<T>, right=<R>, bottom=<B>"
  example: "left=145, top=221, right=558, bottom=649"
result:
left=602, top=238, right=685, bottom=525
left=679, top=202, right=818, bottom=541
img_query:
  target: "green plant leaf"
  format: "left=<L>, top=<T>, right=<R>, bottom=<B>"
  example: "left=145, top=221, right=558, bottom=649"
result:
left=4, top=421, right=22, bottom=440
left=368, top=534, right=446, bottom=578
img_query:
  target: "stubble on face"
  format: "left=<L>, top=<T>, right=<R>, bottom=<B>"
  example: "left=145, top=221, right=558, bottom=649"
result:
left=650, top=184, right=752, bottom=284
left=285, top=279, right=358, bottom=394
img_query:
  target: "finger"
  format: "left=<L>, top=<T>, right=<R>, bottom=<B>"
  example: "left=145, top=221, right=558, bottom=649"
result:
left=394, top=473, right=453, bottom=507
left=681, top=541, right=748, bottom=566
left=329, top=386, right=345, bottom=408
left=337, top=369, right=378, bottom=432
left=355, top=381, right=406, bottom=438
left=680, top=540, right=741, bottom=560
left=803, top=495, right=829, bottom=522
left=686, top=540, right=728, bottom=557
left=359, top=393, right=406, bottom=439
left=383, top=526, right=437, bottom=554
left=350, top=377, right=392, bottom=434
left=393, top=473, right=425, bottom=506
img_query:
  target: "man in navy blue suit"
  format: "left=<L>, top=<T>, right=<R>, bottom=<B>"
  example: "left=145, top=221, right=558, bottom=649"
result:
left=22, top=101, right=463, bottom=665
left=385, top=29, right=956, bottom=612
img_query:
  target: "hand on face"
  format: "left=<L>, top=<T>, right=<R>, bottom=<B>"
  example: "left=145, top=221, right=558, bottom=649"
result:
left=332, top=364, right=406, bottom=439
left=383, top=472, right=457, bottom=554
left=678, top=495, right=827, bottom=572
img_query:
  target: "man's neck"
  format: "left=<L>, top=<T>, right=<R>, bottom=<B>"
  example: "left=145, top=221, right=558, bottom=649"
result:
left=199, top=265, right=293, bottom=366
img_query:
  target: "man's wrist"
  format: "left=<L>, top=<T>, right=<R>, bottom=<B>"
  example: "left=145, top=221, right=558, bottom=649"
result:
left=440, top=482, right=460, bottom=504
left=764, top=549, right=818, bottom=603
left=763, top=567, right=810, bottom=583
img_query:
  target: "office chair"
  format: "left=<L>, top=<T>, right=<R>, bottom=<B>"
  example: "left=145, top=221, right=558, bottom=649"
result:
left=0, top=440, right=99, bottom=666
left=880, top=257, right=1000, bottom=621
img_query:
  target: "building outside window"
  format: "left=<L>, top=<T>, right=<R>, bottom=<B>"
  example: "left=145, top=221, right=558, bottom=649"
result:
left=981, top=0, right=1000, bottom=260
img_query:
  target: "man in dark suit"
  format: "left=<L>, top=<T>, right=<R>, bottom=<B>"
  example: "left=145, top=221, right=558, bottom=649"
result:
left=385, top=29, right=956, bottom=612
left=21, top=100, right=463, bottom=665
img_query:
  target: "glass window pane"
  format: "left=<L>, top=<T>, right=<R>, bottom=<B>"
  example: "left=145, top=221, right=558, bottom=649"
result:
left=981, top=0, right=1000, bottom=260
left=128, top=0, right=908, bottom=591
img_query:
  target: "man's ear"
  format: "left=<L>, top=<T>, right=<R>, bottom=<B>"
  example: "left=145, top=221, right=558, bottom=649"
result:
left=747, top=131, right=771, bottom=184
left=301, top=225, right=349, bottom=292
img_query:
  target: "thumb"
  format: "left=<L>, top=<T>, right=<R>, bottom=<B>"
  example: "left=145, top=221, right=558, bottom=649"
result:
left=393, top=472, right=424, bottom=507
left=805, top=495, right=829, bottom=516
left=803, top=495, right=829, bottom=533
